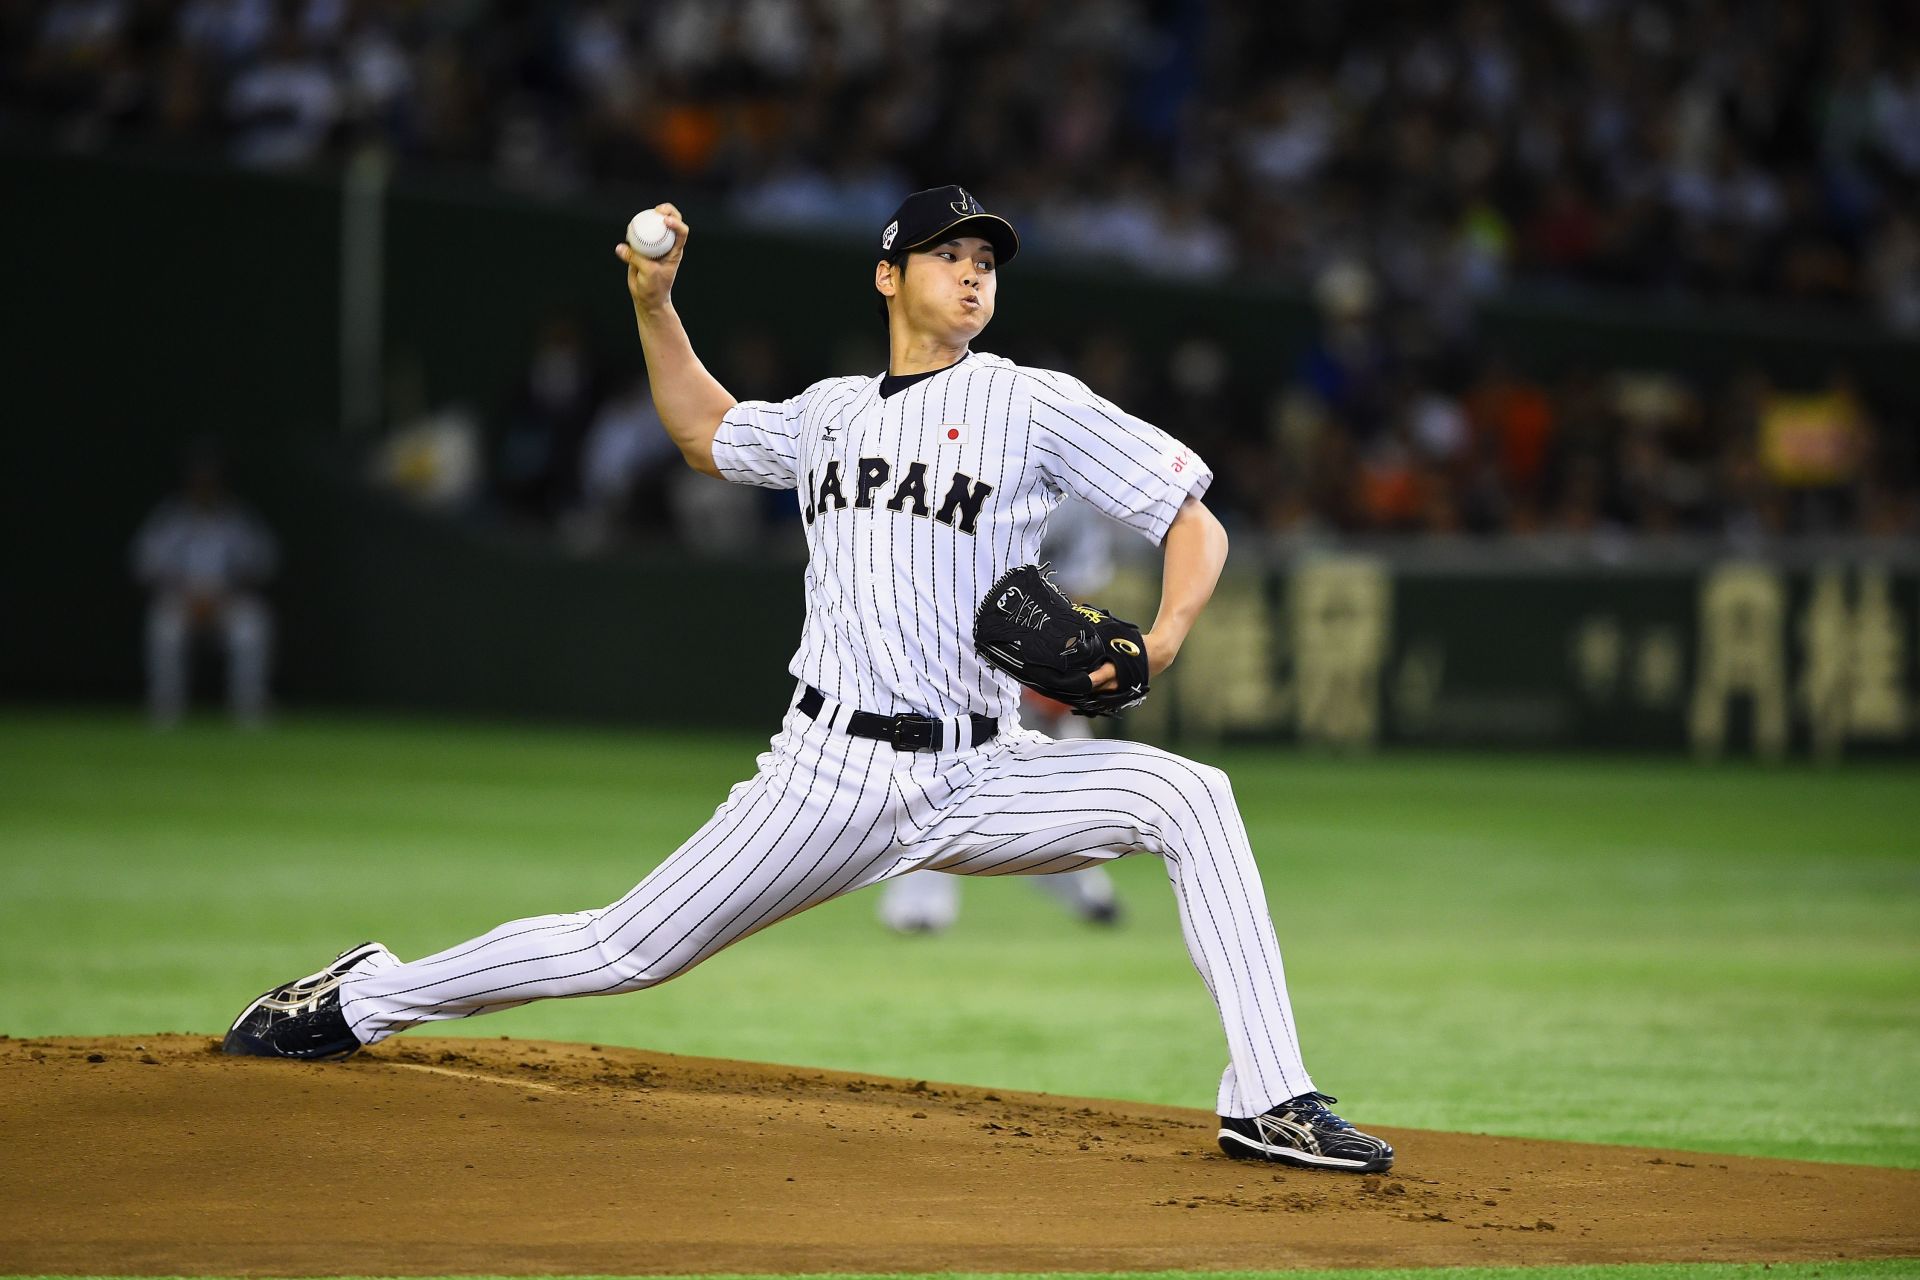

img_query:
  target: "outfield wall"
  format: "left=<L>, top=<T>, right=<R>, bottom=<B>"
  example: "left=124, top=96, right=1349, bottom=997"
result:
left=1097, top=552, right=1920, bottom=759
left=285, top=531, right=1920, bottom=759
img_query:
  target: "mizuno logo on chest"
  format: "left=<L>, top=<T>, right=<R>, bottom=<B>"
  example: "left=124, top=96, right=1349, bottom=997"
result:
left=802, top=458, right=995, bottom=535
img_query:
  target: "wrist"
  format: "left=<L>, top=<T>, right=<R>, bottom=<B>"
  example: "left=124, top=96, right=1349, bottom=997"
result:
left=633, top=297, right=676, bottom=325
left=1143, top=629, right=1182, bottom=676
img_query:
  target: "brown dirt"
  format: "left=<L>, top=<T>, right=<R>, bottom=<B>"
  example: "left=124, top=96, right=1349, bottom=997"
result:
left=3, top=1035, right=1916, bottom=1275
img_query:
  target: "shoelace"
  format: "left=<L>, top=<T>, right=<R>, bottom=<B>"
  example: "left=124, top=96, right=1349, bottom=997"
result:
left=272, top=972, right=343, bottom=1013
left=1280, top=1092, right=1354, bottom=1130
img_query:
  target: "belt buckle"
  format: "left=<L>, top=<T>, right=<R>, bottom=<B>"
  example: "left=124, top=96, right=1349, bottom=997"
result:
left=889, top=714, right=939, bottom=751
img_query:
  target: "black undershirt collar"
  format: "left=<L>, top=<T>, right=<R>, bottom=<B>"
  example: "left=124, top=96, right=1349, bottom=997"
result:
left=879, top=352, right=969, bottom=398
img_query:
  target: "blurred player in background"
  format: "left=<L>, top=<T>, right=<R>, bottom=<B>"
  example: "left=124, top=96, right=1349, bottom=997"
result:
left=876, top=498, right=1125, bottom=933
left=131, top=451, right=278, bottom=728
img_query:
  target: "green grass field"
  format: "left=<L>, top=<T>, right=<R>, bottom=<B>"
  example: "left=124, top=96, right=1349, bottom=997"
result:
left=3, top=711, right=1917, bottom=1280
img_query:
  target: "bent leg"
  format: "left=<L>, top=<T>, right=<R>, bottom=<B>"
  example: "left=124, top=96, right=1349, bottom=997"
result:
left=909, top=733, right=1314, bottom=1116
left=340, top=716, right=900, bottom=1044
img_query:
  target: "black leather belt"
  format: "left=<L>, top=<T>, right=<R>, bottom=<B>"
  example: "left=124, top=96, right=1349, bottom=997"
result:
left=799, top=685, right=997, bottom=752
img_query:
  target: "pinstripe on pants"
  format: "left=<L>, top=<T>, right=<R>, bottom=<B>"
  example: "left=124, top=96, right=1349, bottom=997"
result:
left=338, top=688, right=1316, bottom=1118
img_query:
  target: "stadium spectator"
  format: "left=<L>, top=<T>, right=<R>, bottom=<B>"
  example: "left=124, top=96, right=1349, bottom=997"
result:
left=496, top=313, right=599, bottom=525
left=564, top=371, right=676, bottom=552
left=131, top=449, right=278, bottom=728
left=225, top=18, right=339, bottom=168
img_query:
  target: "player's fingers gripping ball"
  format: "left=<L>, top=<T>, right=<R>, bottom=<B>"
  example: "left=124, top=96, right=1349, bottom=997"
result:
left=975, top=564, right=1150, bottom=717
left=626, top=208, right=677, bottom=259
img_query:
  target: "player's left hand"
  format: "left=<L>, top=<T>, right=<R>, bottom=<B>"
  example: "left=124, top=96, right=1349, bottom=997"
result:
left=1089, top=631, right=1174, bottom=692
left=974, top=564, right=1151, bottom=717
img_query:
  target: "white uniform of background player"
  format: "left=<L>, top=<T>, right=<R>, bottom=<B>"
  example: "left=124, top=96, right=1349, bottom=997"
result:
left=876, top=497, right=1124, bottom=932
left=262, top=189, right=1391, bottom=1166
left=131, top=456, right=277, bottom=727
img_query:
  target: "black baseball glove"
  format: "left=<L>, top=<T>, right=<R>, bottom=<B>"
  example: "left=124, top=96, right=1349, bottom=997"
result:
left=974, top=563, right=1151, bottom=717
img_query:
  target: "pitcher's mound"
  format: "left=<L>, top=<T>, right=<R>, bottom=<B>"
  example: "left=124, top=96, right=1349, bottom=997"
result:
left=5, top=1034, right=1915, bottom=1275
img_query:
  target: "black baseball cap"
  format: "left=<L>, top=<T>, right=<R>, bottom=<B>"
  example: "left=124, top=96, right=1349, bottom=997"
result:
left=879, top=185, right=1020, bottom=266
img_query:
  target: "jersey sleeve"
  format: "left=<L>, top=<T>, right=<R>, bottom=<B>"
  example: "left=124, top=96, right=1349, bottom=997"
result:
left=709, top=388, right=811, bottom=490
left=1026, top=370, right=1213, bottom=544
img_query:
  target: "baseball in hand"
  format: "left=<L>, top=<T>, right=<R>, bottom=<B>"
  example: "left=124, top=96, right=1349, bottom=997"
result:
left=626, top=209, right=676, bottom=259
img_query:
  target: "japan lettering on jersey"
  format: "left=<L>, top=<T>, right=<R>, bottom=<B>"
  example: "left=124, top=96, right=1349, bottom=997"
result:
left=710, top=352, right=1211, bottom=721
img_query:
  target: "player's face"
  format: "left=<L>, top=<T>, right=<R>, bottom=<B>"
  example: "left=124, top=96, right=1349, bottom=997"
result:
left=896, top=236, right=998, bottom=341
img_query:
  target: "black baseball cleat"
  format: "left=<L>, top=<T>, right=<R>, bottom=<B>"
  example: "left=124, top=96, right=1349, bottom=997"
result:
left=1217, top=1092, right=1395, bottom=1172
left=221, top=941, right=393, bottom=1060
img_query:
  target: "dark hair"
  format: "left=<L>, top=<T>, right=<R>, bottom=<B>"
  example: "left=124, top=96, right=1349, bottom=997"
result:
left=874, top=249, right=909, bottom=328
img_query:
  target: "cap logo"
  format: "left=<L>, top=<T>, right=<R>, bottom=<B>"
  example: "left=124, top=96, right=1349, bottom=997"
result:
left=881, top=220, right=898, bottom=250
left=951, top=187, right=978, bottom=216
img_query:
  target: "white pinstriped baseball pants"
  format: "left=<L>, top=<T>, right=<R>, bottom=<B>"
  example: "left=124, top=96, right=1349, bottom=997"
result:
left=338, top=685, right=1315, bottom=1117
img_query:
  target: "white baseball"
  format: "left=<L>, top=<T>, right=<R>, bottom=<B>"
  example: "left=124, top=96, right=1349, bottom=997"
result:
left=626, top=209, right=676, bottom=259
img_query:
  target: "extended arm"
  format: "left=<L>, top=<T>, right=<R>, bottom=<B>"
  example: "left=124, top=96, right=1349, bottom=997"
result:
left=616, top=204, right=735, bottom=478
left=1090, top=495, right=1228, bottom=690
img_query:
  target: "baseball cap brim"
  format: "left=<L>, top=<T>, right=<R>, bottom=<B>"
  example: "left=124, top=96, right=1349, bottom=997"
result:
left=900, top=213, right=1020, bottom=266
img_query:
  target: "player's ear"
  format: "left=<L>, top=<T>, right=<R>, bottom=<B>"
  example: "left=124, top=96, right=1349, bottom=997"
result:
left=874, top=259, right=897, bottom=299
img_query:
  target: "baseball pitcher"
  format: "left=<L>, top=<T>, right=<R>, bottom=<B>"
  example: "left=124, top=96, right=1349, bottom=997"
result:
left=223, top=186, right=1393, bottom=1173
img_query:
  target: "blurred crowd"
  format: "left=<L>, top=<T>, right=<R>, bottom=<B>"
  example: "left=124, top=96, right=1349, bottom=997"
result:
left=12, top=0, right=1917, bottom=549
left=10, top=0, right=1920, bottom=329
left=371, top=283, right=1918, bottom=549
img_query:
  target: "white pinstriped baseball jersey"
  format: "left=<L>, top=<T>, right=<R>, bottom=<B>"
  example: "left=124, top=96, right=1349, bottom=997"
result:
left=712, top=352, right=1211, bottom=720
left=338, top=348, right=1323, bottom=1122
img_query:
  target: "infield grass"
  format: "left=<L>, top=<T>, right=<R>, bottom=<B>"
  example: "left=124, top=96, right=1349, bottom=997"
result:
left=1, top=711, right=1915, bottom=1171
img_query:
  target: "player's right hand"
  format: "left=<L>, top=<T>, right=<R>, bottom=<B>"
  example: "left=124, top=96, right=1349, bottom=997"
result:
left=615, top=203, right=688, bottom=315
